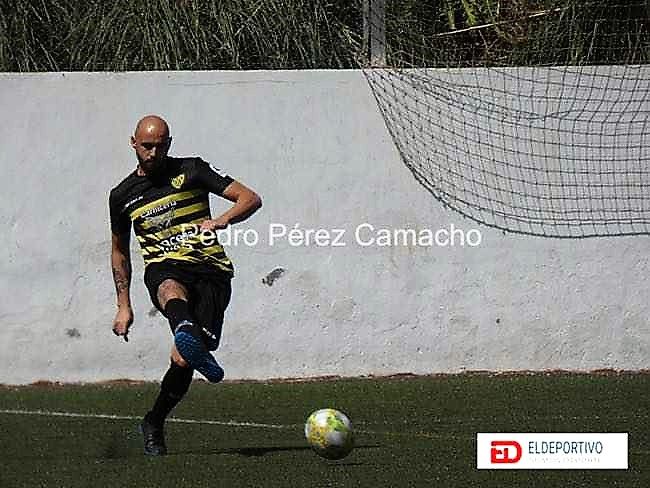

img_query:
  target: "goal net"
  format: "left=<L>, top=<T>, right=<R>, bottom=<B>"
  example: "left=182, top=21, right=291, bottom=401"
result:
left=363, top=0, right=650, bottom=237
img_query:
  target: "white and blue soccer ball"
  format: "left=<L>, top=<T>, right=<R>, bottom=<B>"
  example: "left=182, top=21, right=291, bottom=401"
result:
left=304, top=408, right=354, bottom=460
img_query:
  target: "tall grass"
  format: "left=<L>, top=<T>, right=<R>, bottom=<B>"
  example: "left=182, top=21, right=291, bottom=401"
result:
left=386, top=0, right=650, bottom=68
left=0, top=0, right=647, bottom=71
left=0, top=0, right=362, bottom=71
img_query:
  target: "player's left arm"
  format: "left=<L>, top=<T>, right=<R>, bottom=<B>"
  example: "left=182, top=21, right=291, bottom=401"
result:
left=201, top=180, right=262, bottom=231
left=192, top=159, right=262, bottom=231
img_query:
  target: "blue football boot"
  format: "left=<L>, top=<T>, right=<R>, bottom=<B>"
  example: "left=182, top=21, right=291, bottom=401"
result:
left=174, top=320, right=224, bottom=383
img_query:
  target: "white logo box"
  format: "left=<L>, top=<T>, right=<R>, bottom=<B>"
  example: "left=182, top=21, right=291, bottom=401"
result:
left=477, top=433, right=628, bottom=470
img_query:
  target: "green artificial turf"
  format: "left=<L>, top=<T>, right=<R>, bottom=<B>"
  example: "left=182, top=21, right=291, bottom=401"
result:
left=0, top=373, right=647, bottom=488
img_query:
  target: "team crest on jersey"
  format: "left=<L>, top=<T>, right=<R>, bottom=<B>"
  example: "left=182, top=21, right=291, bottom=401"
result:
left=171, top=174, right=185, bottom=189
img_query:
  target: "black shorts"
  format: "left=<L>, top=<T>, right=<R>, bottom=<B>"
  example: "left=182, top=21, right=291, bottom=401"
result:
left=144, top=260, right=232, bottom=351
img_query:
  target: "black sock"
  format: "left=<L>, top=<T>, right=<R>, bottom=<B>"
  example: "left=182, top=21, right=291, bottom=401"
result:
left=146, top=362, right=194, bottom=427
left=164, top=298, right=193, bottom=333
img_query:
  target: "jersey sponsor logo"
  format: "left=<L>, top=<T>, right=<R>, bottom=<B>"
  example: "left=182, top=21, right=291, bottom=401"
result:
left=140, top=201, right=177, bottom=219
left=159, top=227, right=199, bottom=249
left=144, top=206, right=176, bottom=232
left=171, top=173, right=186, bottom=189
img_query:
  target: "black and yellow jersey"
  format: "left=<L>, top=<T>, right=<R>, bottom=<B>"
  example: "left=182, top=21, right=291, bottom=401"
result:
left=109, top=157, right=235, bottom=276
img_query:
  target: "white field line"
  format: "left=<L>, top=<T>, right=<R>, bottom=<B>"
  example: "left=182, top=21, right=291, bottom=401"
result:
left=0, top=407, right=449, bottom=439
left=6, top=408, right=640, bottom=440
left=2, top=408, right=646, bottom=426
left=1, top=408, right=648, bottom=455
left=0, top=408, right=296, bottom=430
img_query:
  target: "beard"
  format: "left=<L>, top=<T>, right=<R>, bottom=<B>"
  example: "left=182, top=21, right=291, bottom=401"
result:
left=137, top=154, right=166, bottom=177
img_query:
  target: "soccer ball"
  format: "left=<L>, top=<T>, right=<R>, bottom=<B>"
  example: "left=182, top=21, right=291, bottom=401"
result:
left=304, top=408, right=354, bottom=460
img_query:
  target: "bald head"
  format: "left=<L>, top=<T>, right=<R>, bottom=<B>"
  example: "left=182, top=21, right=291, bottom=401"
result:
left=131, top=115, right=172, bottom=175
left=134, top=115, right=170, bottom=139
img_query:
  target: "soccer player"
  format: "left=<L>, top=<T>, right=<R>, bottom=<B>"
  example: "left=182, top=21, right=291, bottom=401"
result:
left=109, top=115, right=262, bottom=455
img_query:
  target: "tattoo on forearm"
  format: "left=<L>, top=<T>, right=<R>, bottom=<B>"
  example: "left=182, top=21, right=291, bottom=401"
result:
left=112, top=263, right=131, bottom=295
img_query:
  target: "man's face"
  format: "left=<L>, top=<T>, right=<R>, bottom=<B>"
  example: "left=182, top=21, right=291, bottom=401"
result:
left=131, top=130, right=171, bottom=175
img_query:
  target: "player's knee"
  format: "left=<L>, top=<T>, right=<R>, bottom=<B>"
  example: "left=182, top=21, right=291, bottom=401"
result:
left=157, top=279, right=188, bottom=307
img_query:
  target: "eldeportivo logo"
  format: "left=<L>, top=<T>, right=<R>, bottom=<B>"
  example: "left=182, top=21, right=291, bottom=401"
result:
left=171, top=173, right=185, bottom=189
left=477, top=433, right=628, bottom=470
left=490, top=441, right=522, bottom=464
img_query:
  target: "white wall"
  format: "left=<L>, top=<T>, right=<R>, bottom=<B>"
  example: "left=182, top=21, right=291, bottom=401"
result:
left=0, top=70, right=647, bottom=384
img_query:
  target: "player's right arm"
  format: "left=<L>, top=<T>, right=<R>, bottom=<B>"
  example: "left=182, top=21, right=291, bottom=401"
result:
left=111, top=230, right=134, bottom=341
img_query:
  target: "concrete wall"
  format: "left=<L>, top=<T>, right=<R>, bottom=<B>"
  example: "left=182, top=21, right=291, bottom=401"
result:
left=0, top=70, right=648, bottom=384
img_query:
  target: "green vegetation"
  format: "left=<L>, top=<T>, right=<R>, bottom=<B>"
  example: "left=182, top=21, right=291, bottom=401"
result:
left=387, top=0, right=650, bottom=67
left=0, top=1, right=647, bottom=71
left=0, top=373, right=648, bottom=487
left=0, top=0, right=361, bottom=71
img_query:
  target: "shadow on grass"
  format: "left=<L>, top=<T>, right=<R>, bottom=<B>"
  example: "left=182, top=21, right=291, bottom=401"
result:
left=174, top=443, right=382, bottom=458
left=89, top=425, right=383, bottom=461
